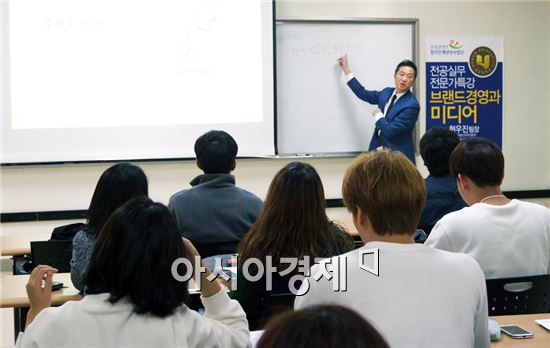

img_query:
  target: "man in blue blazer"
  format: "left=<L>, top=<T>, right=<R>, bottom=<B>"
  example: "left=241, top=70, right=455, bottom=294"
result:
left=338, top=56, right=420, bottom=163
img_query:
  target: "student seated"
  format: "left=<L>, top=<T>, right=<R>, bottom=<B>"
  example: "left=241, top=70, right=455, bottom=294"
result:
left=418, top=127, right=466, bottom=234
left=425, top=138, right=550, bottom=279
left=232, top=162, right=353, bottom=329
left=18, top=197, right=250, bottom=348
left=256, top=304, right=389, bottom=348
left=169, top=130, right=263, bottom=246
left=294, top=150, right=489, bottom=347
left=70, top=162, right=148, bottom=291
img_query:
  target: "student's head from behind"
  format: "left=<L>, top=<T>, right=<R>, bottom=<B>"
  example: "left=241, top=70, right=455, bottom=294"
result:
left=394, top=59, right=417, bottom=93
left=257, top=304, right=390, bottom=348
left=239, top=162, right=347, bottom=265
left=87, top=163, right=148, bottom=235
left=420, top=127, right=461, bottom=176
left=194, top=130, right=238, bottom=174
left=85, top=196, right=189, bottom=317
left=342, top=150, right=426, bottom=236
left=263, top=161, right=327, bottom=223
left=449, top=137, right=504, bottom=188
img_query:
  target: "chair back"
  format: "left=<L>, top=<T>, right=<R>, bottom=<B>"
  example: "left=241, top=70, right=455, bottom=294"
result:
left=50, top=222, right=86, bottom=241
left=252, top=274, right=298, bottom=329
left=30, top=240, right=72, bottom=272
left=485, top=274, right=550, bottom=315
left=194, top=241, right=239, bottom=258
left=353, top=236, right=365, bottom=249
left=263, top=291, right=296, bottom=321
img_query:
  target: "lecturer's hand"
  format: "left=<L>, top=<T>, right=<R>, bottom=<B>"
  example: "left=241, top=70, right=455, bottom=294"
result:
left=373, top=108, right=382, bottom=117
left=337, top=55, right=351, bottom=75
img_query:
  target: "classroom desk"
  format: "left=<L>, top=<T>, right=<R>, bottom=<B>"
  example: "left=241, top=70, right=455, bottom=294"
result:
left=1, top=272, right=82, bottom=339
left=491, top=313, right=550, bottom=347
left=0, top=273, right=203, bottom=309
left=2, top=232, right=51, bottom=276
left=1, top=220, right=359, bottom=255
left=1, top=233, right=50, bottom=257
left=1, top=272, right=82, bottom=308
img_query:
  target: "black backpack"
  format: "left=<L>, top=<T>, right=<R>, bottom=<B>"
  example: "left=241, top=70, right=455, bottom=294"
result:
left=50, top=222, right=86, bottom=241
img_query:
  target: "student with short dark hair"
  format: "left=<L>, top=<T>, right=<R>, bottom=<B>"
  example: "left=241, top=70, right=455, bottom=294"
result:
left=425, top=138, right=550, bottom=279
left=169, top=130, right=262, bottom=245
left=418, top=127, right=466, bottom=233
left=19, top=197, right=250, bottom=347
left=232, top=162, right=353, bottom=329
left=256, top=305, right=390, bottom=348
left=70, top=162, right=149, bottom=291
left=449, top=137, right=505, bottom=186
left=295, top=150, right=489, bottom=347
left=194, top=129, right=238, bottom=174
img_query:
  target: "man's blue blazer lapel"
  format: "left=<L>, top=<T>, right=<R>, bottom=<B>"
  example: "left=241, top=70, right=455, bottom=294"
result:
left=386, top=90, right=412, bottom=121
left=378, top=88, right=394, bottom=110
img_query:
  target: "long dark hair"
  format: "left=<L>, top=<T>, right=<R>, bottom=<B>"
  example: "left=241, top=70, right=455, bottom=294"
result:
left=86, top=197, right=190, bottom=317
left=238, top=162, right=351, bottom=269
left=87, top=163, right=148, bottom=235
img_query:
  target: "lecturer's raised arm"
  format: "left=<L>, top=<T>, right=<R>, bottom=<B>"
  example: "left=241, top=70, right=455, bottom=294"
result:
left=337, top=55, right=352, bottom=75
left=336, top=56, right=420, bottom=164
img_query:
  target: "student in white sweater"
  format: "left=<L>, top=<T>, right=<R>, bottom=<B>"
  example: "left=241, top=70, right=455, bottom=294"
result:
left=17, top=197, right=250, bottom=348
left=294, top=150, right=489, bottom=348
left=425, top=137, right=550, bottom=279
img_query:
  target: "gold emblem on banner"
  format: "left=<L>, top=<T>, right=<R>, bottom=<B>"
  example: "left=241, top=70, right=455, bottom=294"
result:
left=469, top=46, right=497, bottom=77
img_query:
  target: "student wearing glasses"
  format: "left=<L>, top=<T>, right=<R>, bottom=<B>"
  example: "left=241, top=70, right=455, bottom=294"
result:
left=337, top=56, right=420, bottom=163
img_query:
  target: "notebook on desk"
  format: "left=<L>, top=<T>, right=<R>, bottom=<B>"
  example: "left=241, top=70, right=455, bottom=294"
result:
left=536, top=319, right=550, bottom=332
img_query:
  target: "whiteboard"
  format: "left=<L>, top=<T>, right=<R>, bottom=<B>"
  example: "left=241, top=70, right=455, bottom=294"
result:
left=276, top=20, right=417, bottom=155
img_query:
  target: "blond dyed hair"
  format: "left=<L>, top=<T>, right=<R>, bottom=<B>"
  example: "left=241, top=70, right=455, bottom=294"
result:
left=342, top=150, right=426, bottom=235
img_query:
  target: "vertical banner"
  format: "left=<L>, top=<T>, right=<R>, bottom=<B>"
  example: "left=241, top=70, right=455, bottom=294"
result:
left=426, top=36, right=503, bottom=146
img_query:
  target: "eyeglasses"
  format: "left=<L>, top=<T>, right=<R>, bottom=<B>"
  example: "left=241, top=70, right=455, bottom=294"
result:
left=397, top=72, right=415, bottom=80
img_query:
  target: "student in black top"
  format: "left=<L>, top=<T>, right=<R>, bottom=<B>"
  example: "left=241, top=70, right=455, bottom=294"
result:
left=418, top=128, right=466, bottom=234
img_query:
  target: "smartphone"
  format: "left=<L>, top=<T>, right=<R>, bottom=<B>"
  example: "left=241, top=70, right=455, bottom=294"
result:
left=500, top=325, right=534, bottom=338
left=51, top=281, right=64, bottom=291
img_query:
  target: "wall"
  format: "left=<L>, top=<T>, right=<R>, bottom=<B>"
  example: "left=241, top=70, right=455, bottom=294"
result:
left=276, top=0, right=550, bottom=190
left=1, top=0, right=549, bottom=235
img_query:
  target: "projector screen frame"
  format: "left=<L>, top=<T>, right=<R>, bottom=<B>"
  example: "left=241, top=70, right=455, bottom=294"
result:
left=1, top=0, right=278, bottom=165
